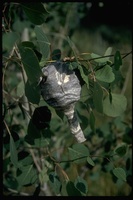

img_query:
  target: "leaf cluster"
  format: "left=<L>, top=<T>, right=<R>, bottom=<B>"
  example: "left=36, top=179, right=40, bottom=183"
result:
left=3, top=2, right=132, bottom=196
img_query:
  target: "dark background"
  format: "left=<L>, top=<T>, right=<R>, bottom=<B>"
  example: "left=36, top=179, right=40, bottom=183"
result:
left=81, top=1, right=132, bottom=29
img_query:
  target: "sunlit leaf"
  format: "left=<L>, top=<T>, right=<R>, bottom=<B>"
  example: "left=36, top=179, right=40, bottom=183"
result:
left=34, top=26, right=50, bottom=59
left=90, top=53, right=106, bottom=63
left=93, top=81, right=103, bottom=113
left=91, top=47, right=112, bottom=63
left=95, top=65, right=115, bottom=83
left=61, top=180, right=69, bottom=196
left=112, top=167, right=126, bottom=182
left=39, top=167, right=49, bottom=185
left=21, top=3, right=49, bottom=25
left=103, top=93, right=127, bottom=117
left=104, top=47, right=112, bottom=57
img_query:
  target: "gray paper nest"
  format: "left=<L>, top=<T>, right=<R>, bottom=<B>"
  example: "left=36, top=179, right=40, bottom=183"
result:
left=40, top=61, right=86, bottom=143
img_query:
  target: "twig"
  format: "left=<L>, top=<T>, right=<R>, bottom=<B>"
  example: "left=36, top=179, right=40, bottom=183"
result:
left=55, top=163, right=69, bottom=181
left=25, top=143, right=42, bottom=173
left=6, top=187, right=30, bottom=196
left=4, top=120, right=11, bottom=136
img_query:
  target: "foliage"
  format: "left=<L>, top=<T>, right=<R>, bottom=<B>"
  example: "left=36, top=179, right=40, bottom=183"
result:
left=3, top=2, right=132, bottom=196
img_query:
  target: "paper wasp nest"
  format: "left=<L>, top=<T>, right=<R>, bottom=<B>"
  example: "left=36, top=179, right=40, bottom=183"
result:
left=40, top=61, right=86, bottom=143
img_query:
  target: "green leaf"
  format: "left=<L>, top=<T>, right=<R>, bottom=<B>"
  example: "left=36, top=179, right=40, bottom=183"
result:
left=18, top=155, right=33, bottom=167
left=76, top=110, right=89, bottom=130
left=87, top=156, right=95, bottom=167
left=69, top=62, right=78, bottom=70
left=21, top=41, right=42, bottom=61
left=55, top=110, right=65, bottom=121
left=21, top=3, right=49, bottom=25
left=61, top=180, right=69, bottom=196
left=21, top=41, right=35, bottom=49
left=104, top=47, right=112, bottom=57
left=90, top=53, right=106, bottom=63
left=39, top=167, right=49, bottom=185
left=114, top=51, right=122, bottom=70
left=18, top=102, right=26, bottom=119
left=95, top=65, right=115, bottom=83
left=10, top=135, right=18, bottom=168
left=68, top=143, right=89, bottom=163
left=12, top=18, right=32, bottom=33
left=66, top=36, right=78, bottom=58
left=91, top=47, right=112, bottom=63
left=74, top=176, right=88, bottom=195
left=49, top=172, right=62, bottom=195
left=78, top=64, right=89, bottom=89
left=112, top=168, right=126, bottom=181
left=17, top=165, right=38, bottom=186
left=16, top=81, right=25, bottom=98
left=66, top=181, right=82, bottom=196
left=103, top=93, right=127, bottom=117
left=3, top=32, right=19, bottom=52
left=34, top=136, right=50, bottom=148
left=114, top=144, right=127, bottom=157
left=25, top=80, right=40, bottom=104
left=34, top=26, right=50, bottom=59
left=19, top=46, right=42, bottom=83
left=3, top=174, right=18, bottom=190
left=51, top=49, right=61, bottom=60
left=90, top=110, right=95, bottom=133
left=93, top=82, right=103, bottom=113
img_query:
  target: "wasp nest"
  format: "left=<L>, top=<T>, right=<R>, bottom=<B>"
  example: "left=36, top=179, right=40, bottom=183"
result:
left=40, top=61, right=86, bottom=143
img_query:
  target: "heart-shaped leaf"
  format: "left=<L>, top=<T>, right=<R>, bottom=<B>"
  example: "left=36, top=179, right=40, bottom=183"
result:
left=95, top=65, right=115, bottom=83
left=103, top=93, right=127, bottom=117
left=112, top=167, right=126, bottom=182
left=34, top=26, right=50, bottom=59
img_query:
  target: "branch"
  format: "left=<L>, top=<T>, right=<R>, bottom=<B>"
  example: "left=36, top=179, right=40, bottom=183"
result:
left=5, top=188, right=30, bottom=196
left=25, top=143, right=42, bottom=173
